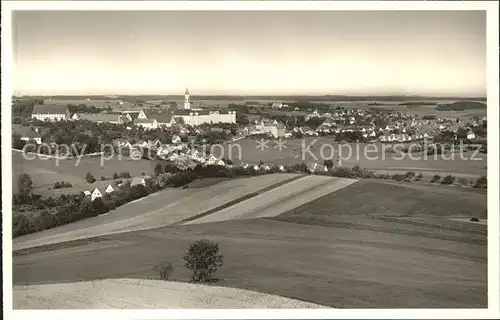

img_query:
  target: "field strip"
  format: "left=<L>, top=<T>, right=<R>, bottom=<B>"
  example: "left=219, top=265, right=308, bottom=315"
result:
left=184, top=176, right=358, bottom=225
left=179, top=174, right=305, bottom=224
left=370, top=168, right=483, bottom=178
left=13, top=174, right=304, bottom=251
left=14, top=278, right=325, bottom=309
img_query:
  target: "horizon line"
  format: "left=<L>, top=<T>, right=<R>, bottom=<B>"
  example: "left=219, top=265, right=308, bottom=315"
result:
left=13, top=93, right=488, bottom=99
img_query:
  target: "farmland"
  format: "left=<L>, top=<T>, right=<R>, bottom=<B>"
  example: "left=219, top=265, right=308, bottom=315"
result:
left=13, top=174, right=304, bottom=250
left=214, top=137, right=487, bottom=178
left=14, top=279, right=324, bottom=309
left=13, top=175, right=487, bottom=308
left=10, top=97, right=489, bottom=309
left=12, top=152, right=154, bottom=196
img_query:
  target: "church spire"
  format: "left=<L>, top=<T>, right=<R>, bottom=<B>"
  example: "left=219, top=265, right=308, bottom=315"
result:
left=184, top=88, right=191, bottom=110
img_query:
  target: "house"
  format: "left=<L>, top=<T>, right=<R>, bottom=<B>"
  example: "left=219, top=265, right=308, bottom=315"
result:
left=91, top=188, right=103, bottom=202
left=170, top=109, right=237, bottom=126
left=134, top=118, right=158, bottom=130
left=322, top=118, right=337, bottom=127
left=316, top=125, right=332, bottom=134
left=147, top=139, right=162, bottom=149
left=121, top=111, right=140, bottom=121
left=272, top=102, right=283, bottom=109
left=216, top=159, right=226, bottom=166
left=105, top=184, right=115, bottom=194
left=171, top=135, right=182, bottom=144
left=240, top=162, right=249, bottom=169
left=83, top=190, right=92, bottom=197
left=278, top=165, right=286, bottom=172
left=31, top=104, right=70, bottom=121
left=467, top=130, right=476, bottom=140
left=154, top=112, right=177, bottom=128
left=305, top=110, right=321, bottom=121
left=307, top=162, right=318, bottom=173
left=131, top=177, right=148, bottom=187
left=13, top=125, right=42, bottom=144
left=206, top=154, right=218, bottom=165
left=168, top=152, right=180, bottom=162
left=137, top=109, right=159, bottom=120
left=260, top=164, right=271, bottom=171
left=71, top=113, right=124, bottom=124
left=302, top=127, right=318, bottom=136
left=252, top=165, right=260, bottom=171
left=253, top=119, right=286, bottom=138
left=316, top=165, right=329, bottom=173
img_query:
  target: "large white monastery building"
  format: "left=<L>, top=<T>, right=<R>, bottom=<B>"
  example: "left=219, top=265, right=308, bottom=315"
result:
left=133, top=89, right=236, bottom=129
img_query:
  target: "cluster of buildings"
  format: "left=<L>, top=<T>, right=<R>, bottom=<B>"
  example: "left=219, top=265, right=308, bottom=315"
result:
left=83, top=176, right=150, bottom=202
left=247, top=119, right=287, bottom=138
left=292, top=108, right=483, bottom=142
left=30, top=89, right=237, bottom=129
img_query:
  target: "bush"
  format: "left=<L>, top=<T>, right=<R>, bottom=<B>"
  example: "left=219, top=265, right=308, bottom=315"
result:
left=119, top=172, right=131, bottom=178
left=457, top=177, right=469, bottom=186
left=405, top=171, right=416, bottom=179
left=183, top=239, right=224, bottom=282
left=113, top=172, right=119, bottom=179
left=391, top=174, right=405, bottom=182
left=154, top=261, right=174, bottom=280
left=441, top=175, right=455, bottom=185
left=430, top=174, right=441, bottom=183
left=53, top=181, right=73, bottom=189
left=85, top=172, right=96, bottom=183
left=154, top=163, right=163, bottom=176
left=470, top=217, right=480, bottom=222
left=91, top=198, right=109, bottom=215
left=415, top=173, right=423, bottom=181
left=474, top=176, right=487, bottom=188
left=331, top=167, right=355, bottom=178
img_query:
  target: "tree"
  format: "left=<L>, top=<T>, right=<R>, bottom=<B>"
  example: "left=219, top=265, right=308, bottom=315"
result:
left=323, top=159, right=334, bottom=170
left=113, top=172, right=119, bottom=179
left=18, top=173, right=33, bottom=194
left=12, top=133, right=26, bottom=150
left=154, top=261, right=174, bottom=280
left=85, top=172, right=96, bottom=183
left=91, top=198, right=109, bottom=215
left=153, top=163, right=163, bottom=176
left=430, top=174, right=441, bottom=183
left=441, top=175, right=455, bottom=185
left=183, top=239, right=224, bottom=282
left=474, top=176, right=487, bottom=188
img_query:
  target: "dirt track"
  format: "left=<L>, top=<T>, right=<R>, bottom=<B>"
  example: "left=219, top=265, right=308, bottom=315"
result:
left=14, top=278, right=325, bottom=309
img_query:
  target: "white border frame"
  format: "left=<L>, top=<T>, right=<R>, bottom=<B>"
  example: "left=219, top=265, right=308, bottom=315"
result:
left=2, top=1, right=499, bottom=319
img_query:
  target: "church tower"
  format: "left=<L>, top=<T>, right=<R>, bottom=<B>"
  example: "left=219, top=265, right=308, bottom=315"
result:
left=184, top=88, right=191, bottom=110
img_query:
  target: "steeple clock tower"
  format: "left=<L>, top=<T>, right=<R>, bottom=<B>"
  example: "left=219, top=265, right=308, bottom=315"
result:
left=184, top=88, right=191, bottom=110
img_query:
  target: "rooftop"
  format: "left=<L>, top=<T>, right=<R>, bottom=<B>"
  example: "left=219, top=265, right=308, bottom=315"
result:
left=32, top=104, right=69, bottom=115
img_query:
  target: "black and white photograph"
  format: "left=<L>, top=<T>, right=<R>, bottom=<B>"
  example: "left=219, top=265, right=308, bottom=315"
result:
left=2, top=1, right=499, bottom=319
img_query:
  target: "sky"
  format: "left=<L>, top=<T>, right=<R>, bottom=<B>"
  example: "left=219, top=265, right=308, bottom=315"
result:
left=12, top=10, right=486, bottom=96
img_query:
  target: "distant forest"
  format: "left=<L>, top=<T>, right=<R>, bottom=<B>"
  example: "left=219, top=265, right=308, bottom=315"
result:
left=436, top=101, right=487, bottom=111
